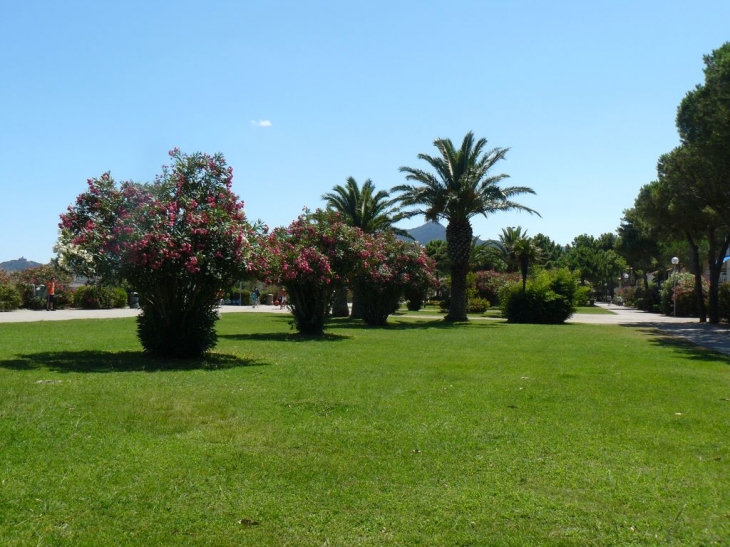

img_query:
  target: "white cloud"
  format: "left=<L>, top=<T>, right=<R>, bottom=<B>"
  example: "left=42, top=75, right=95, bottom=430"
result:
left=251, top=120, right=272, bottom=127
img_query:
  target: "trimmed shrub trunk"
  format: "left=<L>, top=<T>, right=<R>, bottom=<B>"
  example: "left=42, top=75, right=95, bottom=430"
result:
left=353, top=282, right=401, bottom=327
left=330, top=286, right=350, bottom=317
left=286, top=282, right=334, bottom=335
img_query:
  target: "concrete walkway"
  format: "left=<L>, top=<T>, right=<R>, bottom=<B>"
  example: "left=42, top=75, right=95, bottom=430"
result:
left=2, top=302, right=730, bottom=357
left=0, top=304, right=290, bottom=323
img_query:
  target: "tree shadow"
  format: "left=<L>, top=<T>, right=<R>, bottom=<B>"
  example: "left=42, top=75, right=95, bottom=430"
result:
left=324, top=317, right=508, bottom=331
left=623, top=323, right=730, bottom=364
left=219, top=331, right=350, bottom=343
left=0, top=350, right=265, bottom=373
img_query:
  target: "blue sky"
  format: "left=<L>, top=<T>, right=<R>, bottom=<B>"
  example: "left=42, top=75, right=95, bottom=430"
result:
left=1, top=1, right=729, bottom=263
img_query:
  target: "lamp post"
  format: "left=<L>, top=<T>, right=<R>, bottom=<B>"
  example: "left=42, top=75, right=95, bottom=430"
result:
left=671, top=257, right=679, bottom=317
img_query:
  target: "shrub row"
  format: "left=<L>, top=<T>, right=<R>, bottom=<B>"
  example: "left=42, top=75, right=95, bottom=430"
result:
left=72, top=285, right=128, bottom=309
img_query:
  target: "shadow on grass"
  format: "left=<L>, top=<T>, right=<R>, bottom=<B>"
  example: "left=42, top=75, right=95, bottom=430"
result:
left=219, top=316, right=506, bottom=340
left=325, top=317, right=508, bottom=331
left=219, top=331, right=350, bottom=342
left=624, top=323, right=730, bottom=364
left=0, top=350, right=265, bottom=373
left=219, top=314, right=351, bottom=342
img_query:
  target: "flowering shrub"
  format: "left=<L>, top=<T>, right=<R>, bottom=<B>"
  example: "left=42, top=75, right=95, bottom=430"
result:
left=660, top=272, right=708, bottom=317
left=265, top=210, right=359, bottom=334
left=60, top=149, right=259, bottom=358
left=352, top=233, right=437, bottom=326
left=474, top=270, right=520, bottom=306
left=614, top=286, right=636, bottom=307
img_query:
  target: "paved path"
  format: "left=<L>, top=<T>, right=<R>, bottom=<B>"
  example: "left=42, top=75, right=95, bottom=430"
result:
left=0, top=304, right=290, bottom=323
left=2, top=302, right=730, bottom=356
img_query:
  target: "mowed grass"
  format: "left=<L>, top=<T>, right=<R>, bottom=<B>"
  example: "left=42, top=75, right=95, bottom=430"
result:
left=0, top=314, right=728, bottom=546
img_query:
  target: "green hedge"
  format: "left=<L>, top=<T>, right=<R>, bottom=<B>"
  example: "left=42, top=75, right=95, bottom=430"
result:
left=72, top=285, right=128, bottom=309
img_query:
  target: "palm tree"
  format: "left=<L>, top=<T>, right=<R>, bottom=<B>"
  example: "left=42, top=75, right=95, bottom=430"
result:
left=321, top=177, right=406, bottom=235
left=469, top=237, right=503, bottom=272
left=322, top=177, right=405, bottom=317
left=495, top=226, right=530, bottom=272
left=393, top=132, right=539, bottom=321
left=513, top=237, right=542, bottom=291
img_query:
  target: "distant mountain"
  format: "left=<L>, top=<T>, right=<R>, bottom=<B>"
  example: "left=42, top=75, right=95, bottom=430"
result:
left=405, top=221, right=446, bottom=245
left=0, top=257, right=43, bottom=271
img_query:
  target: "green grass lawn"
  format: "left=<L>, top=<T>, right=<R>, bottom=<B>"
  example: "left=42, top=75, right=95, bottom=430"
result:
left=1, top=314, right=728, bottom=546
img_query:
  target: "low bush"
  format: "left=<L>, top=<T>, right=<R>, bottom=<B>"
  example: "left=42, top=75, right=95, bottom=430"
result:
left=404, top=286, right=427, bottom=311
left=574, top=284, right=592, bottom=306
left=72, top=285, right=128, bottom=309
left=467, top=296, right=490, bottom=314
left=0, top=284, right=22, bottom=311
left=500, top=268, right=577, bottom=324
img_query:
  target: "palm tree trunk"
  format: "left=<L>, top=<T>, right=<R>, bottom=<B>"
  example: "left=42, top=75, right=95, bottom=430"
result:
left=445, top=220, right=472, bottom=322
left=447, top=262, right=469, bottom=321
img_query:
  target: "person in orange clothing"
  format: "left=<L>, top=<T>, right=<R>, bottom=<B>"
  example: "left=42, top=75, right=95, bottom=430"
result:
left=46, top=276, right=56, bottom=311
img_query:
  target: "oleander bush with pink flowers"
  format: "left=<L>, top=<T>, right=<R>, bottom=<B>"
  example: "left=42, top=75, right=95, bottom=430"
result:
left=660, top=272, right=708, bottom=317
left=352, top=232, right=437, bottom=326
left=60, top=149, right=260, bottom=358
left=264, top=210, right=360, bottom=335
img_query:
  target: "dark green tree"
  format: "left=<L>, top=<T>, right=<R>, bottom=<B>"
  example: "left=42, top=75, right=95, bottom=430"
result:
left=615, top=207, right=662, bottom=290
left=392, top=132, right=538, bottom=321
left=532, top=233, right=564, bottom=269
left=657, top=146, right=729, bottom=322
left=674, top=42, right=730, bottom=323
left=562, top=235, right=602, bottom=285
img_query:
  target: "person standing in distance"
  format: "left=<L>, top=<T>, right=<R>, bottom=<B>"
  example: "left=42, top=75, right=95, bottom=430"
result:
left=46, top=276, right=56, bottom=311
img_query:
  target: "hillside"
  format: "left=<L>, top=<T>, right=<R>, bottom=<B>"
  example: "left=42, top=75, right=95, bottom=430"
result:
left=405, top=221, right=446, bottom=245
left=0, top=257, right=43, bottom=271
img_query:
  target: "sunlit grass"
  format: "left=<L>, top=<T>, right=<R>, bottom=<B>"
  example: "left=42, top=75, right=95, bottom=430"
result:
left=0, top=314, right=728, bottom=545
